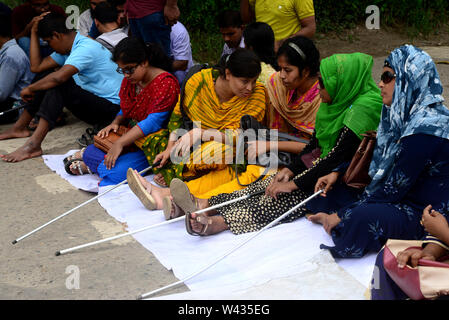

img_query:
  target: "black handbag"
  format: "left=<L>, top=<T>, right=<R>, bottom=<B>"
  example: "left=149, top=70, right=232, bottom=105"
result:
left=235, top=115, right=309, bottom=186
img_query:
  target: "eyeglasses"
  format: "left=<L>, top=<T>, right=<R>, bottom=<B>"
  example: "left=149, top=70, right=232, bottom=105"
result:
left=318, top=76, right=325, bottom=89
left=116, top=65, right=138, bottom=75
left=381, top=71, right=396, bottom=84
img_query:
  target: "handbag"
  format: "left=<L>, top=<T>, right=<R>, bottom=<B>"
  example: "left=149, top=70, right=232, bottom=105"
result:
left=383, top=239, right=449, bottom=300
left=341, top=130, right=377, bottom=189
left=93, top=125, right=137, bottom=154
left=236, top=115, right=309, bottom=186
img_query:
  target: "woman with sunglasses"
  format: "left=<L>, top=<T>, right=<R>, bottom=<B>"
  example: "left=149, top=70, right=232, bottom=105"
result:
left=170, top=52, right=383, bottom=236
left=64, top=37, right=179, bottom=187
left=308, top=45, right=449, bottom=259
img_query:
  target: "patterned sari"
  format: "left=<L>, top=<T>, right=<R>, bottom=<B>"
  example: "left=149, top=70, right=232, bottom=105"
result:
left=141, top=67, right=267, bottom=189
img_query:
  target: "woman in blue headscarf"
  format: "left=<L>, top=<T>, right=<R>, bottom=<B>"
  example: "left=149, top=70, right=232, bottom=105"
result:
left=309, top=45, right=449, bottom=259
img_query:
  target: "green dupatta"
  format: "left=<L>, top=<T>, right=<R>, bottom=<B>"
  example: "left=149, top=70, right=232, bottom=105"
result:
left=315, top=53, right=383, bottom=157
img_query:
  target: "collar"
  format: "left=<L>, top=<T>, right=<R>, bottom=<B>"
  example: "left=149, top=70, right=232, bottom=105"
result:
left=0, top=39, right=18, bottom=55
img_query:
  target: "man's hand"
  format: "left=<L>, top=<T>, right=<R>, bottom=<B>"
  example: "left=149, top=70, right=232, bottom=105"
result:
left=30, top=12, right=51, bottom=34
left=164, top=3, right=180, bottom=26
left=20, top=87, right=35, bottom=103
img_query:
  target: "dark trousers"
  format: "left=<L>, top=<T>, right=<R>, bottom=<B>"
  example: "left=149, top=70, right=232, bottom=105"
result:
left=24, top=76, right=120, bottom=130
left=129, top=11, right=171, bottom=56
left=0, top=97, right=17, bottom=124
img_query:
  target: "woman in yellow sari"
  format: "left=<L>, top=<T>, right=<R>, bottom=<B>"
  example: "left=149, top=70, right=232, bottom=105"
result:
left=195, top=35, right=322, bottom=199
left=127, top=48, right=267, bottom=214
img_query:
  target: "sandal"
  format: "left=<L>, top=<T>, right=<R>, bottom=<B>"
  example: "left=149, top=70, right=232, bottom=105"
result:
left=169, top=178, right=200, bottom=215
left=153, top=173, right=168, bottom=187
left=63, top=148, right=86, bottom=167
left=126, top=168, right=157, bottom=210
left=64, top=158, right=92, bottom=175
left=162, top=196, right=186, bottom=220
left=76, top=126, right=100, bottom=147
left=185, top=212, right=214, bottom=236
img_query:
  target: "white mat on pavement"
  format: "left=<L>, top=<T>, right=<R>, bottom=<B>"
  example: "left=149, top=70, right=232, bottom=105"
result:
left=44, top=152, right=377, bottom=299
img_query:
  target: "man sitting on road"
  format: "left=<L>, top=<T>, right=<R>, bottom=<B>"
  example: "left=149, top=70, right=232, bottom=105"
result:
left=0, top=13, right=123, bottom=162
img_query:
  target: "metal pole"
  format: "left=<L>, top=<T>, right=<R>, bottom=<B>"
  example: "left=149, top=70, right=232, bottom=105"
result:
left=137, top=189, right=323, bottom=300
left=12, top=165, right=155, bottom=245
left=55, top=190, right=266, bottom=255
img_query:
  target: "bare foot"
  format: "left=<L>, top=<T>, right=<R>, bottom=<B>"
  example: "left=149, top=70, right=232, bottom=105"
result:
left=153, top=173, right=168, bottom=187
left=308, top=212, right=341, bottom=235
left=135, top=170, right=170, bottom=209
left=189, top=213, right=229, bottom=236
left=0, top=127, right=31, bottom=140
left=0, top=142, right=42, bottom=162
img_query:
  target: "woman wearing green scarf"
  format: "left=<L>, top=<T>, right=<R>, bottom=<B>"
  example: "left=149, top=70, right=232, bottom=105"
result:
left=175, top=52, right=383, bottom=236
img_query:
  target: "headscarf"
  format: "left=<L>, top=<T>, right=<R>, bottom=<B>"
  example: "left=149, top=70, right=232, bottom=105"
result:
left=366, top=45, right=449, bottom=194
left=315, top=53, right=383, bottom=157
left=266, top=71, right=321, bottom=136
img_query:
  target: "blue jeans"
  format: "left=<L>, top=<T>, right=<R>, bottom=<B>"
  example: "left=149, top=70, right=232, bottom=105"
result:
left=129, top=11, right=171, bottom=56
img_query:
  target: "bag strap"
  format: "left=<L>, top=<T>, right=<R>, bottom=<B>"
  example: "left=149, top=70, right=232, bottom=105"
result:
left=179, top=63, right=209, bottom=131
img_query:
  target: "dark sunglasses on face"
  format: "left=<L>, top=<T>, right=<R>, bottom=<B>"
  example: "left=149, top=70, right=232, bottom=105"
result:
left=318, top=76, right=325, bottom=89
left=116, top=65, right=138, bottom=75
left=381, top=71, right=397, bottom=84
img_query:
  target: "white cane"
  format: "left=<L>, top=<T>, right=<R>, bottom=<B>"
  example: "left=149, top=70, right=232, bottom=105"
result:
left=137, top=189, right=323, bottom=300
left=55, top=189, right=266, bottom=255
left=12, top=165, right=157, bottom=245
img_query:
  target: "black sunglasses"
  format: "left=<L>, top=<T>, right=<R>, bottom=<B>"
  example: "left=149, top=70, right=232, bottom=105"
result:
left=381, top=71, right=396, bottom=84
left=318, top=76, right=325, bottom=89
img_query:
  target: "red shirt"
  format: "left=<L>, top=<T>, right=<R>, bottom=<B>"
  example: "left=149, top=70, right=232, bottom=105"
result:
left=11, top=3, right=66, bottom=37
left=125, top=0, right=165, bottom=19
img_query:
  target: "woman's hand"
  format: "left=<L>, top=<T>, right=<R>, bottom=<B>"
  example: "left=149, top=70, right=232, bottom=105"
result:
left=397, top=248, right=436, bottom=268
left=421, top=205, right=449, bottom=239
left=154, top=148, right=172, bottom=168
left=97, top=123, right=119, bottom=139
left=271, top=167, right=294, bottom=184
left=314, top=172, right=340, bottom=196
left=104, top=141, right=124, bottom=170
left=172, top=128, right=202, bottom=159
left=265, top=180, right=297, bottom=199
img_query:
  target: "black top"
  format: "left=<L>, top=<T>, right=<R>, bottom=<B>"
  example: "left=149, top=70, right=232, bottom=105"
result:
left=287, top=126, right=362, bottom=191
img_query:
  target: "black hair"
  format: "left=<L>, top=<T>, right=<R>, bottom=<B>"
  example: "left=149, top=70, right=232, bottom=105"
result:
left=0, top=13, right=12, bottom=38
left=215, top=48, right=261, bottom=79
left=112, top=37, right=173, bottom=73
left=217, top=10, right=242, bottom=29
left=91, top=2, right=118, bottom=24
left=277, top=36, right=320, bottom=77
left=243, top=22, right=278, bottom=71
left=37, top=13, right=72, bottom=39
left=107, top=0, right=126, bottom=6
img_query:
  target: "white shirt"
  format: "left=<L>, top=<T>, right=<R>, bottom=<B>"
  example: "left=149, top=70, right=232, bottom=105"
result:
left=170, top=21, right=194, bottom=85
left=221, top=36, right=245, bottom=57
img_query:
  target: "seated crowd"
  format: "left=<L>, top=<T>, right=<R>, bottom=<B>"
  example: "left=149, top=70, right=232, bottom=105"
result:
left=1, top=0, right=448, bottom=300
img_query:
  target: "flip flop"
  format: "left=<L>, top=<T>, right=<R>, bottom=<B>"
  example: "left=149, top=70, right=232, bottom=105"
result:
left=163, top=196, right=185, bottom=221
left=185, top=212, right=213, bottom=236
left=126, top=168, right=157, bottom=210
left=169, top=178, right=199, bottom=215
left=64, top=158, right=92, bottom=175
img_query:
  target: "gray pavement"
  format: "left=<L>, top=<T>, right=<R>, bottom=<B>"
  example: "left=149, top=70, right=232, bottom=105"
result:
left=0, top=47, right=448, bottom=300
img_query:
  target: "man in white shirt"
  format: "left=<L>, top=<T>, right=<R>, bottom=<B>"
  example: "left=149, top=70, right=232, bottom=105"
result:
left=92, top=2, right=127, bottom=52
left=170, top=21, right=194, bottom=85
left=77, top=0, right=106, bottom=36
left=218, top=10, right=245, bottom=57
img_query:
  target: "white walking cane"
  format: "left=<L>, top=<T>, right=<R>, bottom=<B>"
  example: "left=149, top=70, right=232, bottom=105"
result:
left=137, top=189, right=323, bottom=300
left=55, top=189, right=266, bottom=255
left=12, top=164, right=157, bottom=245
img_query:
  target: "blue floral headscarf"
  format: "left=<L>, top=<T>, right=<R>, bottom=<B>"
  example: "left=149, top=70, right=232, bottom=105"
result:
left=366, top=45, right=449, bottom=195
